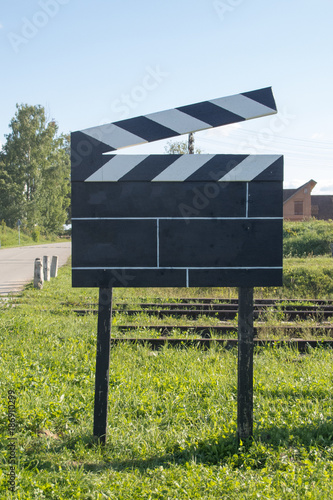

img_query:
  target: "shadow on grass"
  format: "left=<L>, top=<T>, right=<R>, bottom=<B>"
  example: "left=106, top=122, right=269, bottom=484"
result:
left=107, top=419, right=333, bottom=472
left=21, top=418, right=333, bottom=473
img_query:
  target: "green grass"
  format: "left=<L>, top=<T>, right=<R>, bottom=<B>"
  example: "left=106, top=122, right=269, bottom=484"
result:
left=1, top=262, right=333, bottom=498
left=0, top=225, right=67, bottom=248
left=283, top=219, right=333, bottom=257
left=281, top=256, right=333, bottom=298
left=252, top=256, right=332, bottom=300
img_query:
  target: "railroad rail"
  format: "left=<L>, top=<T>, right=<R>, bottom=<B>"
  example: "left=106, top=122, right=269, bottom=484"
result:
left=74, top=302, right=333, bottom=321
left=115, top=325, right=333, bottom=338
left=72, top=297, right=333, bottom=349
left=108, top=338, right=333, bottom=352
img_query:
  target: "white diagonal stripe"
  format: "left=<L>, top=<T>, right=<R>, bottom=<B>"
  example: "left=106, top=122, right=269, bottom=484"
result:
left=147, top=108, right=211, bottom=135
left=152, top=154, right=210, bottom=182
left=82, top=124, right=147, bottom=150
left=211, top=94, right=276, bottom=120
left=85, top=155, right=149, bottom=182
left=218, top=155, right=281, bottom=182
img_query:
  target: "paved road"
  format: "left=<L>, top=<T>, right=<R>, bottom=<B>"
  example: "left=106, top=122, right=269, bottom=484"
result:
left=0, top=242, right=71, bottom=295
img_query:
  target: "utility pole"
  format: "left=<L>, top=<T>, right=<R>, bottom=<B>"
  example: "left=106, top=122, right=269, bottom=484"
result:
left=17, top=219, right=21, bottom=246
left=188, top=132, right=194, bottom=154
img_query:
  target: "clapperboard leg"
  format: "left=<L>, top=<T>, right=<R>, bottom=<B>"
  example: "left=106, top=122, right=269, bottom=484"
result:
left=237, top=287, right=254, bottom=443
left=93, top=288, right=113, bottom=444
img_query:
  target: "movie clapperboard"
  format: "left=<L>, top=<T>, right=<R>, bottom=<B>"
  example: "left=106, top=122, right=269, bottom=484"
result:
left=71, top=87, right=283, bottom=288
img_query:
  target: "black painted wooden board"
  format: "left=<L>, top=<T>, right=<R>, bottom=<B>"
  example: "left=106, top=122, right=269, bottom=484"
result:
left=248, top=182, right=283, bottom=218
left=71, top=177, right=283, bottom=287
left=72, top=219, right=282, bottom=270
left=72, top=220, right=157, bottom=267
left=159, top=219, right=282, bottom=268
left=71, top=182, right=246, bottom=219
left=72, top=269, right=187, bottom=288
left=189, top=269, right=282, bottom=287
left=71, top=90, right=283, bottom=288
left=72, top=181, right=283, bottom=219
left=72, top=268, right=282, bottom=288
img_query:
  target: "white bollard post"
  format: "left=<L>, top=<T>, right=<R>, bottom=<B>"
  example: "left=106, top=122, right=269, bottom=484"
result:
left=50, top=256, right=59, bottom=278
left=34, top=258, right=44, bottom=289
left=43, top=256, right=50, bottom=281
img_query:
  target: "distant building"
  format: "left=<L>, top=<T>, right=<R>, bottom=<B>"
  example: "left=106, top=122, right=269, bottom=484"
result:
left=283, top=180, right=317, bottom=220
left=311, top=195, right=333, bottom=220
left=283, top=180, right=333, bottom=220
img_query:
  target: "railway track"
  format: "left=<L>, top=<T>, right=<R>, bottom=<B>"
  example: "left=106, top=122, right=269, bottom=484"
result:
left=115, top=324, right=333, bottom=337
left=116, top=298, right=333, bottom=305
left=108, top=338, right=333, bottom=352
left=75, top=309, right=333, bottom=320
left=73, top=297, right=333, bottom=348
left=74, top=299, right=333, bottom=321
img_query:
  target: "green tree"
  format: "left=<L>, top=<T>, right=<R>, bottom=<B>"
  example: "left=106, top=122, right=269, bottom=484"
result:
left=164, top=138, right=202, bottom=154
left=0, top=104, right=70, bottom=233
left=0, top=144, right=26, bottom=226
left=35, top=134, right=71, bottom=234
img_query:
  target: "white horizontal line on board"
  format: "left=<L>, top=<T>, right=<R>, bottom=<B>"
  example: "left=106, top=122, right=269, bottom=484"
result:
left=73, top=267, right=283, bottom=270
left=72, top=217, right=283, bottom=221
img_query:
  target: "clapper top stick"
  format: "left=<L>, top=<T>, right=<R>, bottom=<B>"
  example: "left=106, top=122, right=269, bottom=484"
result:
left=71, top=86, right=283, bottom=288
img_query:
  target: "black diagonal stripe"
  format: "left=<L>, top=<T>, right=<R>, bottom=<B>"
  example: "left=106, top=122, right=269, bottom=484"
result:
left=178, top=101, right=245, bottom=127
left=241, top=87, right=277, bottom=111
left=71, top=131, right=114, bottom=181
left=185, top=155, right=248, bottom=181
left=118, top=155, right=181, bottom=181
left=115, top=116, right=180, bottom=143
left=252, top=156, right=284, bottom=182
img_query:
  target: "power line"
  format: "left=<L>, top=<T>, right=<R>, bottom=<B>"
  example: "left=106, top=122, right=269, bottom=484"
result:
left=199, top=132, right=333, bottom=150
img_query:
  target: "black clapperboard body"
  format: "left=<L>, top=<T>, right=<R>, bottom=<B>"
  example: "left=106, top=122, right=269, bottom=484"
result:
left=71, top=87, right=283, bottom=288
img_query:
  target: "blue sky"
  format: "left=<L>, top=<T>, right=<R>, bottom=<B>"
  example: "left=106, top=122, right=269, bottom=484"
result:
left=1, top=0, right=332, bottom=193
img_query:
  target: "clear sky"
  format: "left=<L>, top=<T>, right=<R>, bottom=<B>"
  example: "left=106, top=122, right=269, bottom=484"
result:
left=1, top=0, right=332, bottom=193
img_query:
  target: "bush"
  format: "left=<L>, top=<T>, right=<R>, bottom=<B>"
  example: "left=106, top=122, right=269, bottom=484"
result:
left=32, top=227, right=40, bottom=243
left=283, top=262, right=333, bottom=297
left=283, top=219, right=333, bottom=257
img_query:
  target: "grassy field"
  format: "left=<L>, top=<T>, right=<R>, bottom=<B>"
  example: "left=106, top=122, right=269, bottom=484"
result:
left=1, top=260, right=333, bottom=498
left=283, top=219, right=333, bottom=257
left=274, top=255, right=333, bottom=299
left=0, top=225, right=68, bottom=249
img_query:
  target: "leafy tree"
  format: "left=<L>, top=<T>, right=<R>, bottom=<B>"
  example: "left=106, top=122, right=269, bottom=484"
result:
left=0, top=104, right=70, bottom=233
left=36, top=133, right=71, bottom=234
left=164, top=138, right=202, bottom=154
left=0, top=152, right=21, bottom=226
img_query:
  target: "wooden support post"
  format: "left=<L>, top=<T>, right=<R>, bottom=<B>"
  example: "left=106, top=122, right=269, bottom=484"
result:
left=43, top=256, right=50, bottom=281
left=93, top=288, right=113, bottom=444
left=50, top=256, right=58, bottom=278
left=33, top=258, right=43, bottom=289
left=237, top=287, right=254, bottom=443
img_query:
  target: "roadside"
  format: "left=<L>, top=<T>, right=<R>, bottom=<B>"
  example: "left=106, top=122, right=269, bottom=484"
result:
left=0, top=224, right=70, bottom=249
left=0, top=242, right=71, bottom=295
